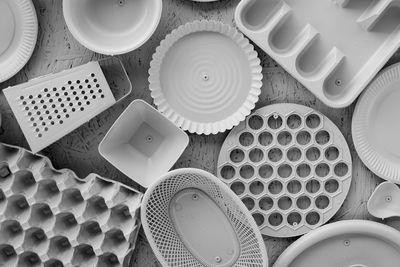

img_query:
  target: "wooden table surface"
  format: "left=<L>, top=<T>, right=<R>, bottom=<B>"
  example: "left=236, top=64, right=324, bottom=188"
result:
left=1, top=0, right=400, bottom=266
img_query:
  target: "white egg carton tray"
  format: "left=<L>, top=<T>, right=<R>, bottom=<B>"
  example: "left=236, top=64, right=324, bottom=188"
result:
left=0, top=143, right=142, bottom=267
left=235, top=0, right=400, bottom=108
left=217, top=104, right=352, bottom=237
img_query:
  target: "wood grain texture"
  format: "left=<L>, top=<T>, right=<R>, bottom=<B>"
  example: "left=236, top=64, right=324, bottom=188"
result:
left=1, top=0, right=400, bottom=266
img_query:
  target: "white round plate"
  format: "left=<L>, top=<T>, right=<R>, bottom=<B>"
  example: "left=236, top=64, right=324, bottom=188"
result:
left=0, top=0, right=37, bottom=83
left=149, top=20, right=262, bottom=135
left=353, top=63, right=400, bottom=183
left=63, top=0, right=162, bottom=55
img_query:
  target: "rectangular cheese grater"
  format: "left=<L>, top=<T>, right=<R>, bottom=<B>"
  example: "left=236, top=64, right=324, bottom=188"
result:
left=4, top=57, right=131, bottom=153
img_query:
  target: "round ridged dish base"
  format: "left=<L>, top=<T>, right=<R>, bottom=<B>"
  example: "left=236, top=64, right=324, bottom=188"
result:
left=149, top=20, right=262, bottom=135
left=217, top=104, right=352, bottom=237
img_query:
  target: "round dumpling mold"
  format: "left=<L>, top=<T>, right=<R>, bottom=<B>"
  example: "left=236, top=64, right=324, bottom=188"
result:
left=149, top=20, right=263, bottom=135
left=141, top=168, right=268, bottom=267
left=217, top=104, right=352, bottom=237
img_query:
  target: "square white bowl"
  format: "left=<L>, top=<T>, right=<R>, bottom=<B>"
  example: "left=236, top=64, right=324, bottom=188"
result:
left=99, top=99, right=189, bottom=188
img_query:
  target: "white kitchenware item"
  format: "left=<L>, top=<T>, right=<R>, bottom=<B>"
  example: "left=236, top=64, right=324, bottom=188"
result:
left=235, top=0, right=400, bottom=108
left=99, top=99, right=189, bottom=188
left=218, top=103, right=352, bottom=237
left=141, top=168, right=269, bottom=267
left=0, top=0, right=37, bottom=83
left=0, top=142, right=142, bottom=267
left=273, top=220, right=400, bottom=267
left=368, top=182, right=400, bottom=219
left=62, top=0, right=162, bottom=55
left=4, top=57, right=131, bottom=153
left=353, top=63, right=400, bottom=183
left=149, top=20, right=263, bottom=135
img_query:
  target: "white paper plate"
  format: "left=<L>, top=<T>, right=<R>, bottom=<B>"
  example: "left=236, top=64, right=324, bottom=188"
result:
left=0, top=0, right=38, bottom=82
left=149, top=20, right=262, bottom=135
left=353, top=63, right=400, bottom=183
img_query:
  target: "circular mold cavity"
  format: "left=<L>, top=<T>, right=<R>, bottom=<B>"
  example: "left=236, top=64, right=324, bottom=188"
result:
left=268, top=148, right=283, bottom=162
left=277, top=131, right=292, bottom=146
left=306, top=147, right=321, bottom=161
left=287, top=212, right=302, bottom=226
left=334, top=162, right=349, bottom=177
left=287, top=180, right=302, bottom=195
left=287, top=147, right=302, bottom=162
left=230, top=149, right=245, bottom=163
left=268, top=213, right=283, bottom=227
left=296, top=131, right=311, bottom=146
left=252, top=213, right=265, bottom=226
left=325, top=179, right=340, bottom=194
left=315, top=195, right=330, bottom=210
left=306, top=114, right=321, bottom=129
left=287, top=114, right=302, bottom=129
left=306, top=180, right=321, bottom=194
left=296, top=163, right=311, bottom=178
left=277, top=164, right=292, bottom=178
left=220, top=165, right=235, bottom=180
left=239, top=132, right=254, bottom=147
left=259, top=197, right=274, bottom=211
left=268, top=180, right=283, bottom=195
left=325, top=146, right=339, bottom=161
left=249, top=148, right=264, bottom=163
left=242, top=197, right=255, bottom=211
left=315, top=163, right=330, bottom=178
left=278, top=196, right=292, bottom=210
left=297, top=196, right=311, bottom=210
left=248, top=115, right=264, bottom=130
left=315, top=130, right=330, bottom=145
left=240, top=165, right=254, bottom=179
left=258, top=132, right=273, bottom=146
left=306, top=211, right=320, bottom=225
left=230, top=182, right=245, bottom=195
left=267, top=114, right=283, bottom=130
left=259, top=165, right=274, bottom=179
left=249, top=181, right=264, bottom=195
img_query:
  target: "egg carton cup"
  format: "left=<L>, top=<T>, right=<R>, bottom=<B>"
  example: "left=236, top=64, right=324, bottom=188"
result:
left=217, top=103, right=352, bottom=237
left=0, top=142, right=142, bottom=267
left=235, top=0, right=400, bottom=108
left=4, top=57, right=131, bottom=153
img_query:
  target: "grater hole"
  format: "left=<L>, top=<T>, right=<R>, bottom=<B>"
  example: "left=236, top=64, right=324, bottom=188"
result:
left=68, top=81, right=72, bottom=85
left=268, top=213, right=283, bottom=226
left=38, top=133, right=42, bottom=138
left=306, top=212, right=320, bottom=225
left=20, top=95, right=24, bottom=100
left=92, top=95, right=96, bottom=99
left=57, top=115, right=61, bottom=119
left=72, top=108, right=76, bottom=112
left=287, top=147, right=302, bottom=162
left=58, top=98, right=62, bottom=102
left=334, top=162, right=349, bottom=177
left=239, top=165, right=254, bottom=179
left=51, top=121, right=55, bottom=125
left=35, top=128, right=39, bottom=132
left=66, top=114, right=70, bottom=118
left=60, top=120, right=63, bottom=124
left=268, top=180, right=283, bottom=195
left=287, top=180, right=302, bottom=194
left=101, top=95, right=105, bottom=98
left=242, top=197, right=255, bottom=211
left=49, top=99, right=53, bottom=103
left=287, top=212, right=302, bottom=226
left=258, top=132, right=273, bottom=146
left=230, top=182, right=245, bottom=195
left=70, top=86, right=74, bottom=90
left=315, top=163, right=330, bottom=178
left=79, top=85, right=83, bottom=90
left=248, top=115, right=264, bottom=130
left=33, top=123, right=37, bottom=127
left=64, top=92, right=68, bottom=96
left=28, top=112, right=32, bottom=116
left=25, top=107, right=29, bottom=111
left=297, top=196, right=311, bottom=209
left=62, top=87, right=66, bottom=91
left=88, top=85, right=92, bottom=90
left=91, top=73, right=95, bottom=77
left=55, top=93, right=59, bottom=97
left=22, top=101, right=27, bottom=105
left=259, top=165, right=273, bottom=179
left=278, top=196, right=292, bottom=210
left=287, top=114, right=302, bottom=129
left=85, top=79, right=89, bottom=83
left=315, top=195, right=330, bottom=209
left=268, top=148, right=283, bottom=162
left=253, top=213, right=265, bottom=226
left=98, top=89, right=102, bottom=93
left=296, top=131, right=311, bottom=145
left=239, top=132, right=254, bottom=147
left=29, top=95, right=33, bottom=99
left=86, top=101, right=90, bottom=105
left=31, top=100, right=36, bottom=104
left=249, top=148, right=264, bottom=163
left=325, top=179, right=339, bottom=193
left=36, top=111, right=41, bottom=115
left=96, top=84, right=100, bottom=88
left=277, top=131, right=292, bottom=146
left=40, top=99, right=45, bottom=104
left=44, top=88, right=48, bottom=92
left=45, top=110, right=49, bottom=115
left=297, top=164, right=311, bottom=178
left=38, top=94, right=42, bottom=98
left=39, top=117, right=43, bottom=121
left=306, top=114, right=321, bottom=129
left=306, top=147, right=321, bottom=161
left=93, top=78, right=97, bottom=82
left=316, top=130, right=330, bottom=145
left=277, top=164, right=292, bottom=178
left=30, top=117, right=34, bottom=121
left=259, top=197, right=273, bottom=211
left=76, top=80, right=80, bottom=84
left=325, top=147, right=339, bottom=161
left=249, top=181, right=264, bottom=195
left=84, top=96, right=88, bottom=100
left=53, top=87, right=57, bottom=91
left=267, top=114, right=283, bottom=130
left=306, top=180, right=320, bottom=194
left=230, top=149, right=245, bottom=163
left=78, top=102, right=82, bottom=106
left=220, top=165, right=235, bottom=180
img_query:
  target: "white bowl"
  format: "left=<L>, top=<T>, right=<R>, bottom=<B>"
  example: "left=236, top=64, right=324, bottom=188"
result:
left=63, top=0, right=162, bottom=55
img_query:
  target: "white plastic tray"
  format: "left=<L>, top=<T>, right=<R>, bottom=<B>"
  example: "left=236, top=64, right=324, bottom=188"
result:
left=235, top=0, right=400, bottom=108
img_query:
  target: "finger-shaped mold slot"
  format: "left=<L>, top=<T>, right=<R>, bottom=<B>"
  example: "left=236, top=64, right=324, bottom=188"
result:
left=34, top=180, right=61, bottom=206
left=101, top=229, right=128, bottom=255
left=58, top=188, right=85, bottom=214
left=53, top=212, right=79, bottom=238
left=18, top=251, right=41, bottom=267
left=72, top=244, right=97, bottom=267
left=82, top=196, right=110, bottom=223
left=0, top=220, right=24, bottom=245
left=357, top=0, right=400, bottom=31
left=77, top=221, right=104, bottom=249
left=0, top=245, right=17, bottom=266
left=27, top=204, right=54, bottom=232
left=22, top=227, right=48, bottom=254
left=98, top=252, right=121, bottom=267
left=47, top=236, right=73, bottom=263
left=5, top=195, right=30, bottom=221
left=11, top=170, right=37, bottom=197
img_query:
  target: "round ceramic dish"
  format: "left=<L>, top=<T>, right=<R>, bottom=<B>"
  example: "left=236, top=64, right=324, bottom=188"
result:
left=149, top=20, right=262, bottom=135
left=63, top=0, right=162, bottom=55
left=141, top=168, right=268, bottom=267
left=353, top=63, right=400, bottom=183
left=218, top=104, right=352, bottom=237
left=0, top=0, right=37, bottom=82
left=273, top=220, right=400, bottom=267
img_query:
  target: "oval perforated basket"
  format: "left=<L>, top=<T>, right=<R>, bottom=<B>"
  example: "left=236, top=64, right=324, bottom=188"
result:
left=141, top=168, right=268, bottom=267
